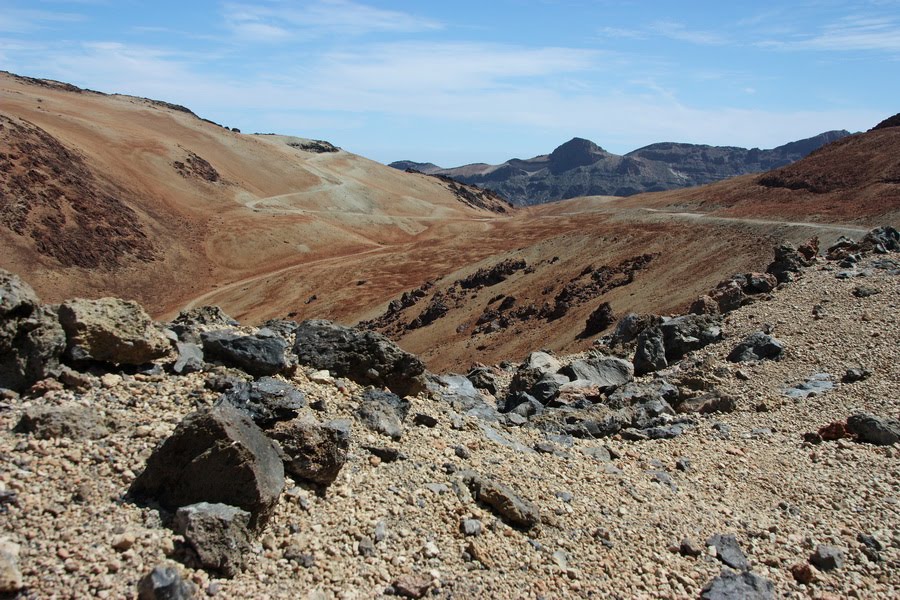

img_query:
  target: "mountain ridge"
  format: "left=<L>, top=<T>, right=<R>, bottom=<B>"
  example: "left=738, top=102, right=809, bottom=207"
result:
left=391, top=130, right=851, bottom=205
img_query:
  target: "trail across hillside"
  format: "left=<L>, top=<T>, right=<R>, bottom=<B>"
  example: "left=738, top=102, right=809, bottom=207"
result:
left=638, top=208, right=870, bottom=234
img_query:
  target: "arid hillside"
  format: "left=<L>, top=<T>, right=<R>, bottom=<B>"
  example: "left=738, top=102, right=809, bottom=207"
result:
left=1, top=72, right=897, bottom=372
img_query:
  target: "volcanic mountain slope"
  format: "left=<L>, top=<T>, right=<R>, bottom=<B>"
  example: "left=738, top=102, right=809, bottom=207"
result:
left=1, top=71, right=896, bottom=374
left=0, top=71, right=510, bottom=315
left=392, top=131, right=850, bottom=205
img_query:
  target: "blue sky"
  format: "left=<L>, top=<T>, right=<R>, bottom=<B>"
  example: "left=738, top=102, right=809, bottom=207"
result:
left=2, top=1, right=898, bottom=166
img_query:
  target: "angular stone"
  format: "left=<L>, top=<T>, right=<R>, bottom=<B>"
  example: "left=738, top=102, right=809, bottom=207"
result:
left=270, top=418, right=349, bottom=486
left=559, top=356, right=633, bottom=390
left=168, top=306, right=239, bottom=344
left=15, top=405, right=109, bottom=440
left=847, top=412, right=900, bottom=445
left=0, top=303, right=66, bottom=393
left=700, top=570, right=775, bottom=600
left=393, top=574, right=432, bottom=599
left=707, top=533, right=750, bottom=570
left=810, top=545, right=845, bottom=571
left=175, top=503, right=252, bottom=577
left=356, top=389, right=409, bottom=440
left=137, top=564, right=197, bottom=600
left=58, top=297, right=172, bottom=365
left=218, top=377, right=306, bottom=428
left=172, top=342, right=204, bottom=375
left=130, top=405, right=284, bottom=531
left=727, top=332, right=784, bottom=363
left=429, top=374, right=498, bottom=421
left=201, top=331, right=291, bottom=377
left=0, top=538, right=23, bottom=594
left=293, top=320, right=426, bottom=397
left=460, top=470, right=540, bottom=530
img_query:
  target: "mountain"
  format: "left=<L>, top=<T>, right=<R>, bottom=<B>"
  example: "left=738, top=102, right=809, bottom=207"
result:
left=1, top=70, right=896, bottom=373
left=390, top=131, right=851, bottom=205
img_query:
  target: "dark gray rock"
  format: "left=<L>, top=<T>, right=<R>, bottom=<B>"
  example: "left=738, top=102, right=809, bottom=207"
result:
left=529, top=372, right=569, bottom=404
left=466, top=366, right=498, bottom=395
left=727, top=332, right=784, bottom=363
left=168, top=306, right=239, bottom=344
left=606, top=379, right=678, bottom=410
left=258, top=319, right=299, bottom=344
left=767, top=242, right=808, bottom=283
left=700, top=570, right=775, bottom=600
left=218, top=377, right=306, bottom=428
left=137, top=564, right=197, bottom=600
left=810, top=545, right=845, bottom=571
left=172, top=342, right=204, bottom=375
left=130, top=405, right=284, bottom=531
left=58, top=297, right=172, bottom=365
left=707, top=533, right=750, bottom=570
left=504, top=392, right=542, bottom=418
left=0, top=268, right=66, bottom=391
left=270, top=418, right=349, bottom=485
left=201, top=331, right=292, bottom=377
left=861, top=225, right=900, bottom=253
left=356, top=389, right=410, bottom=439
left=559, top=356, right=633, bottom=390
left=460, top=470, right=540, bottom=530
left=293, top=320, right=426, bottom=397
left=743, top=272, right=777, bottom=294
left=841, top=367, right=870, bottom=383
left=174, top=502, right=252, bottom=577
left=634, top=315, right=722, bottom=374
left=428, top=374, right=498, bottom=421
left=15, top=405, right=109, bottom=440
left=610, top=313, right=663, bottom=346
left=847, top=412, right=900, bottom=445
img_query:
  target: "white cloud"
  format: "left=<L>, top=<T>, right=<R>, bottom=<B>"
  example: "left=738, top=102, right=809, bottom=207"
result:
left=223, top=0, right=441, bottom=41
left=649, top=21, right=728, bottom=46
left=0, top=8, right=83, bottom=33
left=760, top=15, right=900, bottom=52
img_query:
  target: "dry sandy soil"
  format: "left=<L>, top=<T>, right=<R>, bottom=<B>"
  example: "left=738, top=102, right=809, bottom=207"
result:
left=0, top=249, right=897, bottom=599
left=1, top=71, right=898, bottom=374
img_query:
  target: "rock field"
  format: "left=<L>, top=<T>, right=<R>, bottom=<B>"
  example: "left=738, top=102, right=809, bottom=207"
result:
left=0, top=230, right=898, bottom=599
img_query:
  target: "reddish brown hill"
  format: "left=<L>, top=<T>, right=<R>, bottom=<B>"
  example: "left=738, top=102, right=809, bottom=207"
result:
left=0, top=71, right=895, bottom=371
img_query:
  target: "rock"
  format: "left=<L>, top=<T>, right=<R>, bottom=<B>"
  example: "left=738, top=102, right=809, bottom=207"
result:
left=700, top=570, right=775, bottom=600
left=508, top=351, right=563, bottom=395
left=743, top=272, right=777, bottom=294
left=809, top=545, right=845, bottom=571
left=502, top=391, right=542, bottom=417
left=706, top=534, right=749, bottom=570
left=466, top=366, right=498, bottom=395
left=293, top=320, right=427, bottom=397
left=413, top=413, right=438, bottom=427
left=14, top=405, right=110, bottom=439
left=766, top=242, right=808, bottom=283
left=130, top=405, right=284, bottom=531
left=582, top=302, right=615, bottom=337
left=841, top=367, right=870, bottom=383
left=460, top=470, right=540, bottom=530
left=727, top=332, right=784, bottom=363
left=392, top=574, right=432, bottom=599
left=783, top=373, right=833, bottom=398
left=174, top=502, right=252, bottom=577
left=0, top=298, right=66, bottom=393
left=201, top=331, right=292, bottom=377
left=559, top=356, right=633, bottom=390
left=689, top=295, right=720, bottom=315
left=269, top=418, right=349, bottom=486
left=676, top=392, right=736, bottom=414
left=0, top=538, right=23, bottom=594
left=790, top=562, right=816, bottom=584
left=847, top=412, right=900, bottom=445
left=218, top=377, right=306, bottom=428
left=679, top=538, right=703, bottom=557
left=429, top=374, right=498, bottom=421
left=356, top=389, right=409, bottom=439
left=172, top=342, right=204, bottom=375
left=58, top=297, right=172, bottom=365
left=461, top=519, right=483, bottom=536
left=358, top=536, right=375, bottom=557
left=528, top=372, right=569, bottom=404
left=634, top=315, right=722, bottom=374
left=709, top=280, right=745, bottom=313
left=610, top=313, right=662, bottom=346
left=168, top=306, right=239, bottom=344
left=137, top=564, right=197, bottom=600
left=860, top=225, right=900, bottom=253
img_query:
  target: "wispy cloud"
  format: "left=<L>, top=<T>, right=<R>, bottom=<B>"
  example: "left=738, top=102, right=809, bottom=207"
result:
left=224, top=0, right=442, bottom=41
left=760, top=15, right=900, bottom=52
left=649, top=21, right=728, bottom=46
left=0, top=8, right=83, bottom=33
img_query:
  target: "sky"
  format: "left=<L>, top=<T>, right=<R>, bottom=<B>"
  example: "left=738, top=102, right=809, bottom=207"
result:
left=1, top=1, right=898, bottom=166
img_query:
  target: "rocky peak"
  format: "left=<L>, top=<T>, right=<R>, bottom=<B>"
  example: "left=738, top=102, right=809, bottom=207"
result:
left=548, top=137, right=607, bottom=173
left=870, top=113, right=900, bottom=131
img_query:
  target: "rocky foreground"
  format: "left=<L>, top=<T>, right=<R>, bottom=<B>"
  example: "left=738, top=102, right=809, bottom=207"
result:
left=0, top=229, right=898, bottom=599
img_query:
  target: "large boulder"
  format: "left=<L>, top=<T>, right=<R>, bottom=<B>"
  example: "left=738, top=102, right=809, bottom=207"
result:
left=218, top=377, right=306, bottom=428
left=0, top=270, right=65, bottom=392
left=174, top=503, right=252, bottom=577
left=293, top=320, right=426, bottom=397
left=610, top=313, right=663, bottom=346
left=634, top=315, right=722, bottom=375
left=766, top=243, right=808, bottom=283
left=559, top=356, right=633, bottom=390
left=168, top=306, right=239, bottom=344
left=270, top=418, right=350, bottom=485
left=428, top=374, right=499, bottom=421
left=355, top=389, right=409, bottom=439
left=58, top=298, right=172, bottom=365
left=15, top=405, right=110, bottom=440
left=727, top=333, right=784, bottom=363
left=860, top=226, right=900, bottom=253
left=130, top=405, right=284, bottom=531
left=700, top=570, right=775, bottom=600
left=201, top=331, right=292, bottom=377
left=847, top=412, right=900, bottom=445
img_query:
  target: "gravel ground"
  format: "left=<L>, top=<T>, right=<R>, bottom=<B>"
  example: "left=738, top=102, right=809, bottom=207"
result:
left=1, top=254, right=898, bottom=599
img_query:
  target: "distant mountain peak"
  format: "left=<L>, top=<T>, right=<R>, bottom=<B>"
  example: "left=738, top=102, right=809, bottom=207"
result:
left=548, top=137, right=607, bottom=172
left=870, top=113, right=900, bottom=131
